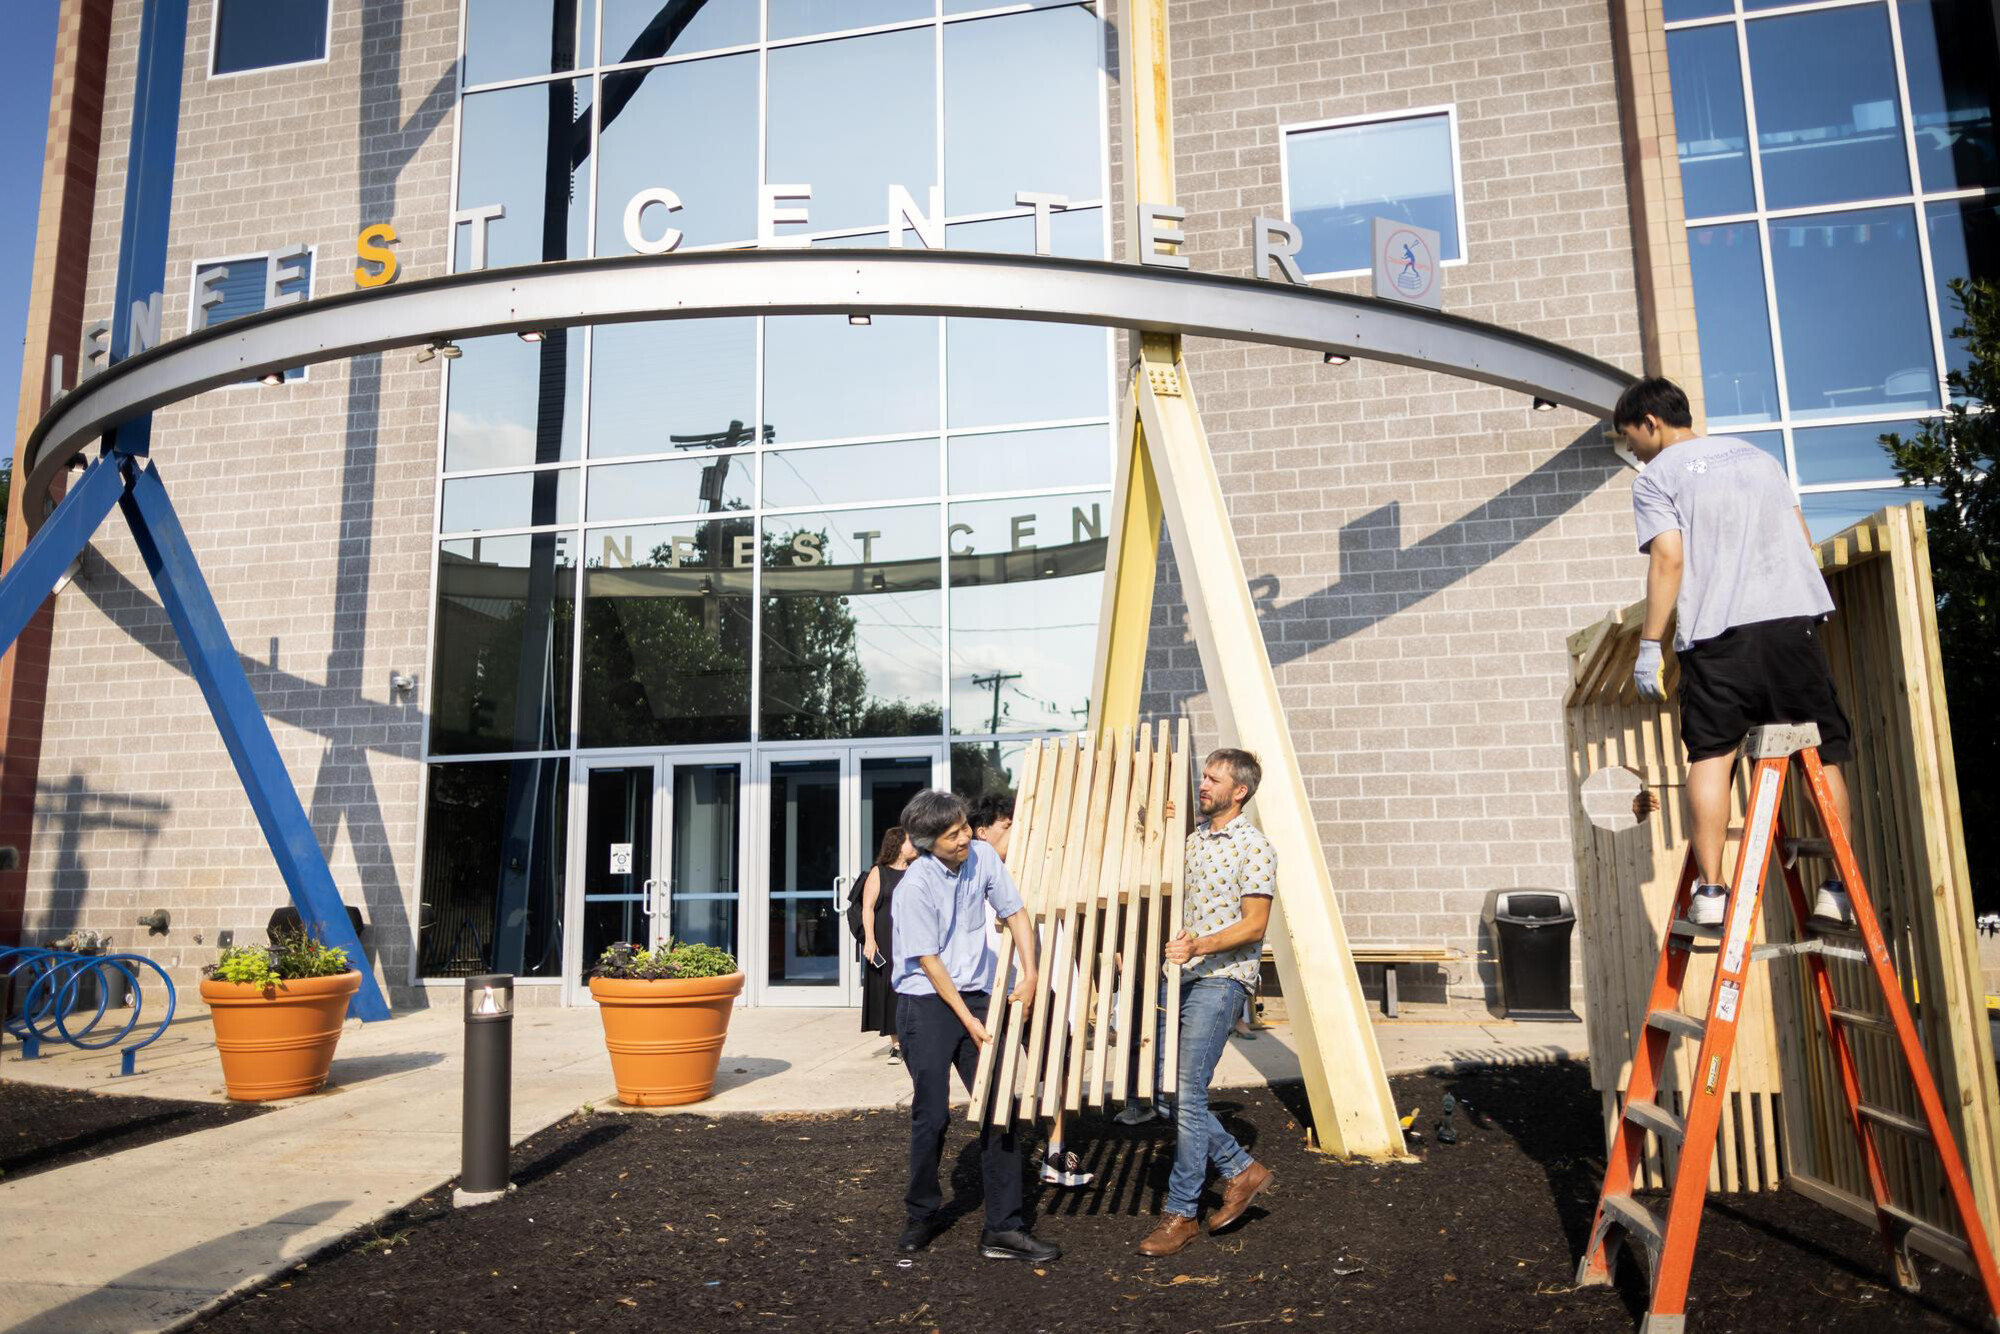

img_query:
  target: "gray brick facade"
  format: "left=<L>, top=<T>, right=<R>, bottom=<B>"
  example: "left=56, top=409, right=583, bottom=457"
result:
left=19, top=0, right=1648, bottom=1013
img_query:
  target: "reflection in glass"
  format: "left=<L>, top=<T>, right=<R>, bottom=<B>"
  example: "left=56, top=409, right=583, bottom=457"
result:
left=579, top=519, right=754, bottom=746
left=1746, top=6, right=1908, bottom=209
left=1793, top=419, right=1917, bottom=486
left=948, top=493, right=1107, bottom=734
left=766, top=759, right=843, bottom=987
left=1926, top=195, right=2000, bottom=392
left=669, top=763, right=740, bottom=953
left=444, top=332, right=583, bottom=471
left=944, top=8, right=1102, bottom=215
left=769, top=0, right=931, bottom=41
left=1800, top=485, right=1942, bottom=540
left=587, top=453, right=754, bottom=522
left=945, top=206, right=1104, bottom=258
left=418, top=758, right=567, bottom=978
left=951, top=739, right=1036, bottom=801
left=430, top=532, right=576, bottom=755
left=764, top=316, right=940, bottom=443
left=942, top=213, right=1109, bottom=429
left=1769, top=207, right=1938, bottom=420
left=860, top=756, right=932, bottom=859
left=598, top=55, right=758, bottom=252
left=768, top=28, right=935, bottom=234
left=582, top=765, right=654, bottom=964
left=947, top=320, right=1110, bottom=429
left=455, top=80, right=593, bottom=271
left=213, top=0, right=327, bottom=74
left=1663, top=0, right=1730, bottom=18
left=1667, top=25, right=1753, bottom=220
left=1901, top=0, right=2000, bottom=193
left=464, top=0, right=583, bottom=86
left=1687, top=223, right=1779, bottom=425
left=590, top=319, right=757, bottom=456
left=1732, top=430, right=1786, bottom=471
left=761, top=506, right=943, bottom=740
left=947, top=424, right=1111, bottom=495
left=763, top=439, right=940, bottom=509
left=442, top=469, right=581, bottom=533
left=1285, top=113, right=1460, bottom=275
left=601, top=0, right=757, bottom=64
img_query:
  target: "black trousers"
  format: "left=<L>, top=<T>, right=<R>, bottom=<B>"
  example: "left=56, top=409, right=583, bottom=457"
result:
left=897, top=992, right=1024, bottom=1232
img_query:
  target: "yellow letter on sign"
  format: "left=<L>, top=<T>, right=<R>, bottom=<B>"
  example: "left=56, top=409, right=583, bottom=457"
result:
left=354, top=223, right=399, bottom=288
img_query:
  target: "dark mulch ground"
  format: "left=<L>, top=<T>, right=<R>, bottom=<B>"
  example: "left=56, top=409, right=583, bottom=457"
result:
left=191, top=1062, right=1987, bottom=1332
left=1, top=1080, right=265, bottom=1182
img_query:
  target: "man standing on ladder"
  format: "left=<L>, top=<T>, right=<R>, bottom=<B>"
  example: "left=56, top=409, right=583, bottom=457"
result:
left=1616, top=377, right=1855, bottom=929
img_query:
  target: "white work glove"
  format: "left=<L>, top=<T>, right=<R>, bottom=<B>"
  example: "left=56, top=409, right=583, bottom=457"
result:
left=1633, top=640, right=1668, bottom=703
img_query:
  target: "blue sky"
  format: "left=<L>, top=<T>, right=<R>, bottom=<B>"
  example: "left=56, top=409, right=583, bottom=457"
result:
left=1, top=2, right=61, bottom=461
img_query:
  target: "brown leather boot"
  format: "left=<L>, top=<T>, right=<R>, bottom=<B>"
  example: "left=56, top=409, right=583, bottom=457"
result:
left=1207, top=1160, right=1273, bottom=1233
left=1137, top=1213, right=1200, bottom=1257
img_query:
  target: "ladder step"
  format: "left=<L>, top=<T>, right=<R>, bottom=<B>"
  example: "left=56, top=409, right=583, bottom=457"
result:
left=1624, top=1098, right=1686, bottom=1145
left=1753, top=938, right=1868, bottom=965
left=1647, top=1008, right=1706, bottom=1042
left=1780, top=836, right=1834, bottom=866
left=1830, top=1006, right=1892, bottom=1033
left=1668, top=919, right=1723, bottom=946
left=1859, top=1102, right=1935, bottom=1142
left=1603, top=1193, right=1664, bottom=1258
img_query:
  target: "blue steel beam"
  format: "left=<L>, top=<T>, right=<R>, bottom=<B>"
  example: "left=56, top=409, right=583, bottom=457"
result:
left=0, top=458, right=125, bottom=657
left=118, top=459, right=389, bottom=1021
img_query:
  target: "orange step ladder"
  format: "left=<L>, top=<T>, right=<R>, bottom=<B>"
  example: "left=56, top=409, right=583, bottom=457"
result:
left=1575, top=723, right=2000, bottom=1333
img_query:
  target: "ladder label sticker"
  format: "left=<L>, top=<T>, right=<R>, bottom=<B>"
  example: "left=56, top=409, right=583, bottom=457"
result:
left=1722, top=768, right=1782, bottom=973
left=1704, top=1054, right=1722, bottom=1094
left=1715, top=980, right=1740, bottom=1024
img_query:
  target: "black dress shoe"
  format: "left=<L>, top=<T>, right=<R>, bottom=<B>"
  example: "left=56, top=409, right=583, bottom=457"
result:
left=978, top=1227, right=1061, bottom=1262
left=897, top=1218, right=947, bottom=1253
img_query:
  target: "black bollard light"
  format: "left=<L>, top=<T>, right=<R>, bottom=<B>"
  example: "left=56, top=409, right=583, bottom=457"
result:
left=454, top=973, right=515, bottom=1207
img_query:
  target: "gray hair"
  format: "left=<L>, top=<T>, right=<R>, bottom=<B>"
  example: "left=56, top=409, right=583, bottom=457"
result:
left=1205, top=748, right=1263, bottom=803
left=900, top=789, right=969, bottom=852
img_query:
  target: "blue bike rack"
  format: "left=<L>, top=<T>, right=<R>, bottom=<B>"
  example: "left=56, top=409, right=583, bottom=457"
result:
left=2, top=945, right=177, bottom=1076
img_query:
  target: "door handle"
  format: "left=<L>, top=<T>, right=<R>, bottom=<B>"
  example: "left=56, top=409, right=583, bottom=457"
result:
left=641, top=878, right=658, bottom=916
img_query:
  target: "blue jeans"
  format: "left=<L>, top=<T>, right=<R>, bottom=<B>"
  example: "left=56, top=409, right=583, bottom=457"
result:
left=1166, top=976, right=1255, bottom=1217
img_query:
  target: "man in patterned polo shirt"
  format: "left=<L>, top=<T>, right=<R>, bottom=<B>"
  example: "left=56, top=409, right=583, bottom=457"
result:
left=1137, top=748, right=1278, bottom=1257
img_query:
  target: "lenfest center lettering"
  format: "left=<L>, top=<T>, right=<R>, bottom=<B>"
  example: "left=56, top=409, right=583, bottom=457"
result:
left=51, top=184, right=1314, bottom=398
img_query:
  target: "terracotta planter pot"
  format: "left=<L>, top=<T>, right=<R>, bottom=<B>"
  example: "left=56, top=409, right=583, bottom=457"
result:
left=199, top=971, right=361, bottom=1102
left=590, top=972, right=745, bottom=1106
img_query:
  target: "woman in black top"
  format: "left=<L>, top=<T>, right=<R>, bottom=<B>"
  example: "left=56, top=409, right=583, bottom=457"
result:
left=859, top=825, right=915, bottom=1063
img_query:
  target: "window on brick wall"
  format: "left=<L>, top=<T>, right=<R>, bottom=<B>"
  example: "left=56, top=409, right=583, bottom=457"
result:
left=189, top=250, right=316, bottom=383
left=211, top=0, right=330, bottom=77
left=1281, top=107, right=1465, bottom=279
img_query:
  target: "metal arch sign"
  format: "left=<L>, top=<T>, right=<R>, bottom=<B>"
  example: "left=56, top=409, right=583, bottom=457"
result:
left=23, top=248, right=1633, bottom=530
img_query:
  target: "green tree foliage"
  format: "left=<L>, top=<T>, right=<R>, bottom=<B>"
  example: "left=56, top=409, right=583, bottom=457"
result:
left=1881, top=277, right=2000, bottom=910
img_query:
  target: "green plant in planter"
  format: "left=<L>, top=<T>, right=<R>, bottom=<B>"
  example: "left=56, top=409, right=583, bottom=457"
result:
left=592, top=939, right=739, bottom=980
left=206, top=927, right=351, bottom=988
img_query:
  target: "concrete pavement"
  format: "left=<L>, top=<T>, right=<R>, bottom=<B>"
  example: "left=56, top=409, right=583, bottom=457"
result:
left=0, top=998, right=1585, bottom=1332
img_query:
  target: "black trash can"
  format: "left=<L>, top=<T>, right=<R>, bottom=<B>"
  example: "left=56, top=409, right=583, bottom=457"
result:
left=1490, top=890, right=1580, bottom=1022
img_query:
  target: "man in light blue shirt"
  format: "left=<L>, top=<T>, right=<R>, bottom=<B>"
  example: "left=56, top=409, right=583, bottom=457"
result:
left=889, top=789, right=1055, bottom=1263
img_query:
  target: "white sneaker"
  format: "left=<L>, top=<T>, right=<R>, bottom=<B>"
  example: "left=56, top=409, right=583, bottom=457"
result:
left=1113, top=1104, right=1156, bottom=1126
left=1039, top=1147, right=1095, bottom=1188
left=1812, top=879, right=1854, bottom=927
left=1685, top=883, right=1729, bottom=928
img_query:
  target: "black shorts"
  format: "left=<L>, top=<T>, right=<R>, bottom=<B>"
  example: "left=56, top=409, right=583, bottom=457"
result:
left=1675, top=616, right=1853, bottom=765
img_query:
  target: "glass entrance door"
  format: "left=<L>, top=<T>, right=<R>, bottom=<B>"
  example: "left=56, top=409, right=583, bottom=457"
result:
left=755, top=745, right=942, bottom=1006
left=570, top=751, right=747, bottom=1003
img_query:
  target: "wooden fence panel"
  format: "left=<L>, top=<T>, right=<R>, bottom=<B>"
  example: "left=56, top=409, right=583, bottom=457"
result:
left=1565, top=504, right=1999, bottom=1243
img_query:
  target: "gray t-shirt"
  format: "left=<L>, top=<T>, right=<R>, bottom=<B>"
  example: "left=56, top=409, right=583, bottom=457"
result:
left=1631, top=435, right=1833, bottom=651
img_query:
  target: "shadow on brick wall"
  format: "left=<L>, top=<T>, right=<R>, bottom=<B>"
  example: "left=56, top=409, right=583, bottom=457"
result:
left=31, top=769, right=168, bottom=941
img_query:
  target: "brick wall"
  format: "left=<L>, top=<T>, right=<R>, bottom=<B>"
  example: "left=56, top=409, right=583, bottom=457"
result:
left=1140, top=0, right=1649, bottom=1007
left=21, top=0, right=457, bottom=999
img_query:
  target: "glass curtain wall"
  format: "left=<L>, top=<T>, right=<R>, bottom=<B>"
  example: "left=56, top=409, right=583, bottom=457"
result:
left=1664, top=0, right=1996, bottom=534
left=419, top=1, right=1113, bottom=979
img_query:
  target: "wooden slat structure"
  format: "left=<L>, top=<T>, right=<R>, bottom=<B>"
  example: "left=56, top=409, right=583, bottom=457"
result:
left=967, top=722, right=1190, bottom=1125
left=1564, top=502, right=2000, bottom=1262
